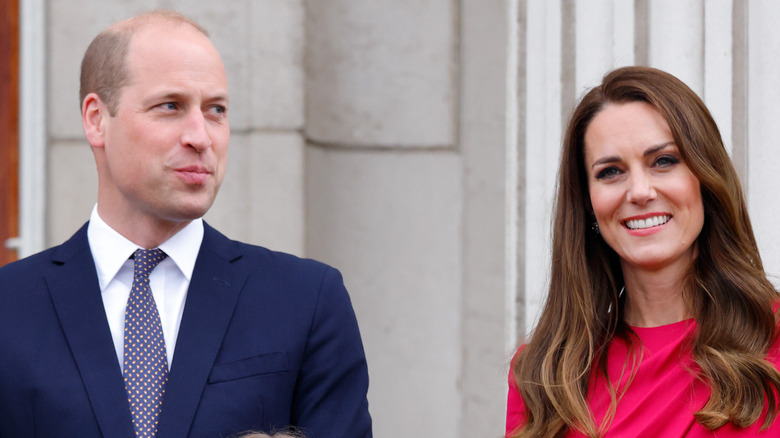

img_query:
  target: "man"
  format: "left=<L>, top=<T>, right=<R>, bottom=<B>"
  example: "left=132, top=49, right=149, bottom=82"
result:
left=0, top=10, right=371, bottom=438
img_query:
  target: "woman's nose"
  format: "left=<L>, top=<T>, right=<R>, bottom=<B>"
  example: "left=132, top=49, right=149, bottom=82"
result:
left=625, top=171, right=657, bottom=205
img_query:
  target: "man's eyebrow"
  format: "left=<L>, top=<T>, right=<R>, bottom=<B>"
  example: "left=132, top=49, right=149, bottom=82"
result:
left=144, top=91, right=229, bottom=104
left=204, top=93, right=229, bottom=103
left=590, top=141, right=676, bottom=169
left=144, top=91, right=186, bottom=103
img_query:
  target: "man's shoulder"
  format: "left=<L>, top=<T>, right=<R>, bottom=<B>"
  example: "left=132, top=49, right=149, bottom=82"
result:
left=0, top=223, right=90, bottom=279
left=236, top=240, right=331, bottom=270
left=0, top=241, right=81, bottom=280
left=202, top=224, right=338, bottom=280
left=0, top=248, right=55, bottom=279
left=202, top=226, right=352, bottom=315
left=0, top=243, right=83, bottom=307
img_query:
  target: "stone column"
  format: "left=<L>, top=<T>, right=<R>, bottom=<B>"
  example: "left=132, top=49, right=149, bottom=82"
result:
left=304, top=0, right=464, bottom=436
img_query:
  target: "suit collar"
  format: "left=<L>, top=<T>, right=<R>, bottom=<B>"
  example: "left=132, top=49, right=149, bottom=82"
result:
left=49, top=223, right=246, bottom=437
left=157, top=223, right=247, bottom=436
left=51, top=222, right=91, bottom=264
left=47, top=223, right=135, bottom=436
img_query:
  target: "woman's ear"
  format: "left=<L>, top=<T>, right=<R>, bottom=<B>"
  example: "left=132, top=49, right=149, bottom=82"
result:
left=584, top=198, right=594, bottom=216
left=82, top=93, right=108, bottom=148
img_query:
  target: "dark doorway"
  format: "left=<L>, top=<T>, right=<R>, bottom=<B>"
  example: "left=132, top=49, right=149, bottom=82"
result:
left=0, top=0, right=20, bottom=266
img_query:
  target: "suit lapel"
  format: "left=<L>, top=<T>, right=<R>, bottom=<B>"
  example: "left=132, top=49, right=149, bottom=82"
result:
left=157, top=224, right=247, bottom=436
left=46, top=224, right=134, bottom=437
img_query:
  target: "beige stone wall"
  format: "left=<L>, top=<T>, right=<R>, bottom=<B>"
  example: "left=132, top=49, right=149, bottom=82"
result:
left=46, top=1, right=307, bottom=256
left=43, top=2, right=511, bottom=436
left=304, top=1, right=510, bottom=434
left=32, top=1, right=780, bottom=437
left=512, top=0, right=780, bottom=338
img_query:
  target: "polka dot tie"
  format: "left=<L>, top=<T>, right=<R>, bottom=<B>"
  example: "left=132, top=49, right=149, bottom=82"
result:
left=123, top=248, right=168, bottom=437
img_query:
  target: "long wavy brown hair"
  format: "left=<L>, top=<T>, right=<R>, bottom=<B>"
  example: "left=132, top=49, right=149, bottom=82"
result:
left=510, top=66, right=780, bottom=437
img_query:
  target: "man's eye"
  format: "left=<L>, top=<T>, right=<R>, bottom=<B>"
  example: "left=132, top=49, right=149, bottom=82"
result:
left=207, top=105, right=227, bottom=118
left=159, top=102, right=177, bottom=111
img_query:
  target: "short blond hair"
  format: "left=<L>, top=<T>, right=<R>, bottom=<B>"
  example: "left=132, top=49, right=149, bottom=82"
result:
left=79, top=9, right=209, bottom=115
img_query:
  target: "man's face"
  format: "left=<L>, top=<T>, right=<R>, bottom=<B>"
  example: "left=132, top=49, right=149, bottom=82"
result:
left=98, top=23, right=229, bottom=229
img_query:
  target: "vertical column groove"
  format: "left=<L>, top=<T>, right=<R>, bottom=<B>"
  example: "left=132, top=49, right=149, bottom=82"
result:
left=561, top=0, right=576, bottom=127
left=732, top=0, right=748, bottom=186
left=634, top=0, right=649, bottom=65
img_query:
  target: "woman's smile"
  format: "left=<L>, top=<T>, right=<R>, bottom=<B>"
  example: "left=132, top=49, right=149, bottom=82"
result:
left=584, top=101, right=704, bottom=271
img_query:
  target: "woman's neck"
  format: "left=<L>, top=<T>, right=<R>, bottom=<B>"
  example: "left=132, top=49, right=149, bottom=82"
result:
left=621, top=260, right=692, bottom=327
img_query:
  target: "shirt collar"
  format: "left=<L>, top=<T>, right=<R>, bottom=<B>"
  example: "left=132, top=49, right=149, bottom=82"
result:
left=87, top=205, right=204, bottom=290
left=157, top=216, right=203, bottom=281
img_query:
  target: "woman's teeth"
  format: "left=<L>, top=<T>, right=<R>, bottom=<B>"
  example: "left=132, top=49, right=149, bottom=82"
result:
left=625, top=215, right=671, bottom=230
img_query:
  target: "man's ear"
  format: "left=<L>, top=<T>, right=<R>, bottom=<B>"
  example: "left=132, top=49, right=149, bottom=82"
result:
left=82, top=92, right=108, bottom=148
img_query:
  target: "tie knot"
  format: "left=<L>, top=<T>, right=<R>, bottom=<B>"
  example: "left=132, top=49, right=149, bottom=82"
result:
left=132, top=248, right=167, bottom=278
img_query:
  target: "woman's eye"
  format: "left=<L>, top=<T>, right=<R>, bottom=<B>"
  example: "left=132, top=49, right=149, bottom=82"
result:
left=596, top=167, right=621, bottom=180
left=654, top=155, right=679, bottom=167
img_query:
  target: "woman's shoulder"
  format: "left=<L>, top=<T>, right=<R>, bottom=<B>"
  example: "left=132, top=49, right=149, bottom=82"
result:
left=506, top=344, right=528, bottom=436
left=767, top=300, right=780, bottom=364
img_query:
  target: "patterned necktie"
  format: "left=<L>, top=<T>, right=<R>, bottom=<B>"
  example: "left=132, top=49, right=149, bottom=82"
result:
left=123, top=248, right=169, bottom=437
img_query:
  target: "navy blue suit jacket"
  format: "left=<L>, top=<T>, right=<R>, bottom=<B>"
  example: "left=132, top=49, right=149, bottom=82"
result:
left=0, top=223, right=372, bottom=437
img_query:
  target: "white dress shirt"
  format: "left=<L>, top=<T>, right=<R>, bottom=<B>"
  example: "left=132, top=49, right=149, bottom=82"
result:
left=87, top=205, right=204, bottom=371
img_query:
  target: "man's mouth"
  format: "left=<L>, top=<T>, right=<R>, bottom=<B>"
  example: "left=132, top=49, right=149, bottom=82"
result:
left=174, top=166, right=211, bottom=184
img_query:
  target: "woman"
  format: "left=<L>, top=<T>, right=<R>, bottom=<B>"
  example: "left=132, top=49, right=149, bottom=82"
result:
left=506, top=66, right=780, bottom=437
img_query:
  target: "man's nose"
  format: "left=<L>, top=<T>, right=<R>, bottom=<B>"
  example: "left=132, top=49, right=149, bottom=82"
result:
left=181, top=110, right=213, bottom=151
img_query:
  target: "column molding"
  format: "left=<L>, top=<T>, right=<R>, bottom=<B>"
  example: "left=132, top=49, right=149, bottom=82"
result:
left=17, top=0, right=46, bottom=257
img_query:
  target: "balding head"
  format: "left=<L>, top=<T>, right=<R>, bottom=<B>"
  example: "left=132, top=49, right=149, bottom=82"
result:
left=79, top=10, right=209, bottom=116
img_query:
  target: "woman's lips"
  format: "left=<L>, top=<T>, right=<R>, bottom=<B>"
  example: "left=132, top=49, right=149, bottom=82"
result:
left=624, top=214, right=671, bottom=230
left=621, top=213, right=672, bottom=236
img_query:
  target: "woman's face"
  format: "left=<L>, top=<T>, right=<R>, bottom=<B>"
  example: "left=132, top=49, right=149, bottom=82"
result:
left=584, top=101, right=704, bottom=272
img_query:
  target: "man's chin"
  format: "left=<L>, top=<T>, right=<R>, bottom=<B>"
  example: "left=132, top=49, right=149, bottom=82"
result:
left=161, top=202, right=214, bottom=223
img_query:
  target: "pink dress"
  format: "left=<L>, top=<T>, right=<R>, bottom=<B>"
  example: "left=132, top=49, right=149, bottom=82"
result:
left=506, top=319, right=780, bottom=437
